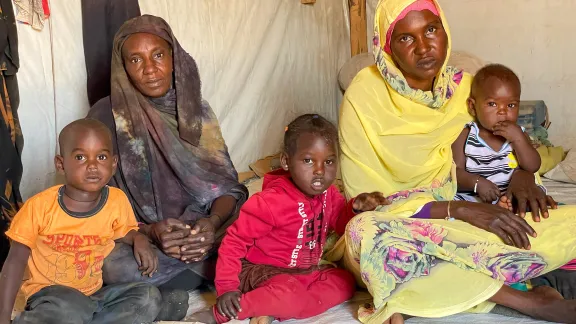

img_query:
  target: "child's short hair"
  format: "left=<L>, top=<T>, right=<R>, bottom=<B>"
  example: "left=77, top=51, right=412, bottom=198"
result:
left=471, top=64, right=521, bottom=97
left=58, top=118, right=112, bottom=155
left=283, top=114, right=338, bottom=155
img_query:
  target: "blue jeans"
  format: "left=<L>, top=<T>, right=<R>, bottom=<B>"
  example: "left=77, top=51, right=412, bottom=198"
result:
left=13, top=282, right=161, bottom=324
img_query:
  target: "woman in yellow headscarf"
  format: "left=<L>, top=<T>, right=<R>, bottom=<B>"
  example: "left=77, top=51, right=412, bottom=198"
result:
left=331, top=0, right=576, bottom=323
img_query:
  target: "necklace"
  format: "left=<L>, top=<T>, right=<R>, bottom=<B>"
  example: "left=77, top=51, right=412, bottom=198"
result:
left=63, top=186, right=101, bottom=203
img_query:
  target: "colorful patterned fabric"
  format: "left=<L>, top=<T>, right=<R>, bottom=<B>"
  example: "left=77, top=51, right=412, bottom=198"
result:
left=330, top=0, right=576, bottom=323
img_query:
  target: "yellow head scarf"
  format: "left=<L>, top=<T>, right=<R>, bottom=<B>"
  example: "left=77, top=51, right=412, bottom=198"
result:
left=373, top=0, right=463, bottom=108
left=339, top=0, right=473, bottom=215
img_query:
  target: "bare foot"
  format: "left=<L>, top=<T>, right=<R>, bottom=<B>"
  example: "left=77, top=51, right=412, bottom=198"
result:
left=498, top=195, right=513, bottom=212
left=184, top=307, right=217, bottom=324
left=525, top=285, right=576, bottom=323
left=494, top=285, right=576, bottom=324
left=249, top=316, right=274, bottom=324
left=532, top=285, right=563, bottom=300
left=383, top=313, right=405, bottom=324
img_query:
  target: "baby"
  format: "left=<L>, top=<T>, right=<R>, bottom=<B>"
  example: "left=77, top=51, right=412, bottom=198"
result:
left=0, top=119, right=160, bottom=324
left=453, top=64, right=551, bottom=210
left=190, top=114, right=388, bottom=324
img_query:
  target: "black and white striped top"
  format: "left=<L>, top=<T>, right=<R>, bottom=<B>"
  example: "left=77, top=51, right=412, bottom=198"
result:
left=455, top=122, right=522, bottom=203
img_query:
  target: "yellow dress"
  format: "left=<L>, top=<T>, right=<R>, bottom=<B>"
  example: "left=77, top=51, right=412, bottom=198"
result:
left=327, top=0, right=576, bottom=322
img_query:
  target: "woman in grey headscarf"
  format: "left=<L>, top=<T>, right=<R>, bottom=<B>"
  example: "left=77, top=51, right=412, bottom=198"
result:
left=88, top=15, right=248, bottom=320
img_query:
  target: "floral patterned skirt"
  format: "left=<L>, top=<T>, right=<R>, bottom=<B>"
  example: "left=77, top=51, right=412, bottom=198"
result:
left=330, top=206, right=576, bottom=323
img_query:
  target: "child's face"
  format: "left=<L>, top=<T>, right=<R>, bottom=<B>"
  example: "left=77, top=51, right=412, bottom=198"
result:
left=55, top=130, right=117, bottom=193
left=281, top=132, right=338, bottom=197
left=468, top=77, right=520, bottom=131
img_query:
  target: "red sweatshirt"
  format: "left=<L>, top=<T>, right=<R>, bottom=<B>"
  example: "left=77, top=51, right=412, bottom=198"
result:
left=215, top=170, right=356, bottom=296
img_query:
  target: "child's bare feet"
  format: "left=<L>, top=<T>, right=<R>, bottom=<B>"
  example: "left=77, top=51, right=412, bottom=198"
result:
left=528, top=286, right=576, bottom=323
left=495, top=285, right=576, bottom=324
left=383, top=313, right=405, bottom=324
left=532, top=285, right=563, bottom=300
left=498, top=195, right=513, bottom=212
left=249, top=316, right=274, bottom=324
left=184, top=307, right=217, bottom=324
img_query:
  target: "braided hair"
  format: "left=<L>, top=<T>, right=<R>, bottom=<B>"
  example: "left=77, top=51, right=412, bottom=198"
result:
left=283, top=114, right=338, bottom=155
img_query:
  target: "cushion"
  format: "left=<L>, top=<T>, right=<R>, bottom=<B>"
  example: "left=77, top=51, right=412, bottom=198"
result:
left=537, top=146, right=565, bottom=175
left=544, top=150, right=576, bottom=184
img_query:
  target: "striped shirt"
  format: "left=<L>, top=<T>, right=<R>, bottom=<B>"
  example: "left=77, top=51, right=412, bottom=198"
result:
left=455, top=122, right=522, bottom=203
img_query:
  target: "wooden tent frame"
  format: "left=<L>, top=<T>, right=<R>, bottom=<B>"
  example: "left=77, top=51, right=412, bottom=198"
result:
left=349, top=0, right=367, bottom=56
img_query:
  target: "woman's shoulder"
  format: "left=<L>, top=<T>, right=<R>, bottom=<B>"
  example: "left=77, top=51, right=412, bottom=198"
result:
left=87, top=96, right=113, bottom=120
left=86, top=96, right=115, bottom=130
left=346, top=65, right=384, bottom=93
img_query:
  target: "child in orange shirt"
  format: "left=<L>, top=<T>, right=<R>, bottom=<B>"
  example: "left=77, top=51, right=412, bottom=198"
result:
left=0, top=119, right=161, bottom=324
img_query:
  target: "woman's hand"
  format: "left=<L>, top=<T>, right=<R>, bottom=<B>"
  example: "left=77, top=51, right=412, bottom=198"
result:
left=217, top=291, right=242, bottom=320
left=354, top=192, right=390, bottom=212
left=477, top=178, right=501, bottom=203
left=453, top=201, right=536, bottom=250
left=179, top=218, right=216, bottom=262
left=133, top=234, right=158, bottom=277
left=149, top=218, right=191, bottom=259
left=505, top=169, right=551, bottom=221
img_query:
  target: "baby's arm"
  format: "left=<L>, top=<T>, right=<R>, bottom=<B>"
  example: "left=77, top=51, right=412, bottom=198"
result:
left=493, top=121, right=540, bottom=173
left=452, top=127, right=477, bottom=191
left=452, top=128, right=500, bottom=202
left=0, top=242, right=30, bottom=324
left=513, top=132, right=541, bottom=173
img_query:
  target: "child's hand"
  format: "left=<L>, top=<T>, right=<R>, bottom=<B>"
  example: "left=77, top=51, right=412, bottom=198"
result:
left=477, top=178, right=501, bottom=203
left=493, top=121, right=525, bottom=143
left=217, top=291, right=242, bottom=320
left=354, top=192, right=390, bottom=212
left=545, top=195, right=558, bottom=210
left=133, top=234, right=158, bottom=277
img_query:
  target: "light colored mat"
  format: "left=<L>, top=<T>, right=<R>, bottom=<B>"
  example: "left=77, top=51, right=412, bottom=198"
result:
left=157, top=289, right=554, bottom=324
left=542, top=178, right=576, bottom=205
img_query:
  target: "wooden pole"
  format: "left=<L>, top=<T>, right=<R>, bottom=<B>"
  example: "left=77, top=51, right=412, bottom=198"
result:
left=349, top=0, right=367, bottom=57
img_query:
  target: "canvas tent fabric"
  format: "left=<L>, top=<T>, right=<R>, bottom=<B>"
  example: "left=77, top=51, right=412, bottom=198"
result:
left=15, top=0, right=350, bottom=200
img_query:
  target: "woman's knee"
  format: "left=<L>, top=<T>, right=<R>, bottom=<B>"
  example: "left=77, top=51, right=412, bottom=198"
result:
left=128, top=283, right=162, bottom=308
left=102, top=243, right=141, bottom=284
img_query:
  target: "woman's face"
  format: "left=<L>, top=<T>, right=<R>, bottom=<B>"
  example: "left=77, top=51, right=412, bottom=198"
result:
left=122, top=33, right=173, bottom=98
left=390, top=9, right=447, bottom=91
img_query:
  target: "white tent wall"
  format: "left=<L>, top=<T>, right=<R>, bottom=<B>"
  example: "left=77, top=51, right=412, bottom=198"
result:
left=367, top=0, right=576, bottom=152
left=16, top=0, right=350, bottom=199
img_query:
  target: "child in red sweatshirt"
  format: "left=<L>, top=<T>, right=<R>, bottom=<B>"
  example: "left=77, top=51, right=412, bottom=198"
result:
left=189, top=114, right=389, bottom=324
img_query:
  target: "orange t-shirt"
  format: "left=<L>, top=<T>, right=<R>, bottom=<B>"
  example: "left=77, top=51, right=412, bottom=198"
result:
left=6, top=186, right=138, bottom=300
